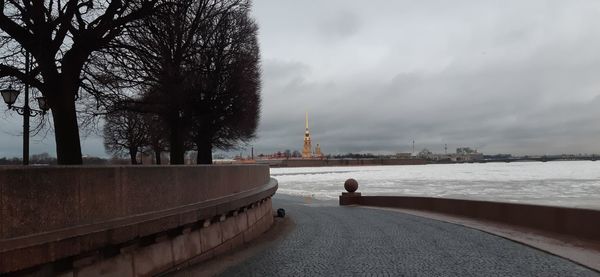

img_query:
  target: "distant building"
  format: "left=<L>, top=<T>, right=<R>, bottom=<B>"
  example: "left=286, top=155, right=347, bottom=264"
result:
left=395, top=152, right=412, bottom=159
left=302, top=112, right=312, bottom=158
left=456, top=147, right=477, bottom=155
left=417, top=147, right=484, bottom=162
left=455, top=147, right=483, bottom=161
left=435, top=147, right=483, bottom=162
left=301, top=113, right=325, bottom=159
left=417, top=149, right=434, bottom=160
left=314, top=144, right=324, bottom=159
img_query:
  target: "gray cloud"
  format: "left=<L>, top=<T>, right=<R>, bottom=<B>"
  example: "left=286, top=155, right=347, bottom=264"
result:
left=316, top=10, right=361, bottom=40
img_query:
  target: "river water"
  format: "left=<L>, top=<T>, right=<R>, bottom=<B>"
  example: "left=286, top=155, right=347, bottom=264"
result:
left=270, top=160, right=600, bottom=209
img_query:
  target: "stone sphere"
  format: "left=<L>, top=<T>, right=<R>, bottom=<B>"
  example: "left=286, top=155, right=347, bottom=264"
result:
left=344, top=178, right=359, bottom=193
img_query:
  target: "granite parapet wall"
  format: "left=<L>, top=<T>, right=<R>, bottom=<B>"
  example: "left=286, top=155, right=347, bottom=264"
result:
left=346, top=195, right=600, bottom=242
left=0, top=165, right=277, bottom=275
left=71, top=198, right=274, bottom=277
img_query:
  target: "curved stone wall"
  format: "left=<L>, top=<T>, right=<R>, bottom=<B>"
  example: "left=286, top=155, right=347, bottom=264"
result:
left=0, top=165, right=276, bottom=275
left=343, top=195, right=600, bottom=241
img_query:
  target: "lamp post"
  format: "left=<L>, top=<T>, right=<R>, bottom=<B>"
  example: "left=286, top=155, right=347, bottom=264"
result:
left=0, top=53, right=49, bottom=165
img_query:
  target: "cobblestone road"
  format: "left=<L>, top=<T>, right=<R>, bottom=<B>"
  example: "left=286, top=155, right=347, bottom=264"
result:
left=219, top=195, right=598, bottom=277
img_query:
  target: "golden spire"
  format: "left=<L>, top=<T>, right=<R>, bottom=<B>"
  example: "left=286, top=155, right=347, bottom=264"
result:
left=302, top=112, right=312, bottom=158
left=305, top=112, right=309, bottom=130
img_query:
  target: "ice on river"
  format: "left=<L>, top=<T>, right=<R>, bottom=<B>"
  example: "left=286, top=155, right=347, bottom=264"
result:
left=270, top=160, right=600, bottom=209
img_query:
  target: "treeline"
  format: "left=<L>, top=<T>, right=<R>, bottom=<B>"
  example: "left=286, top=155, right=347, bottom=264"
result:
left=263, top=151, right=400, bottom=160
left=0, top=153, right=113, bottom=165
left=0, top=0, right=260, bottom=165
left=331, top=153, right=394, bottom=159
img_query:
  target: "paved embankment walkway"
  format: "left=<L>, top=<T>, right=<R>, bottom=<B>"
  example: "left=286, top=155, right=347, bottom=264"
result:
left=189, top=195, right=599, bottom=276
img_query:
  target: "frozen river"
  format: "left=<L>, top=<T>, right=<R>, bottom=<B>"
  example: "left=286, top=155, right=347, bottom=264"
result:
left=271, top=160, right=600, bottom=209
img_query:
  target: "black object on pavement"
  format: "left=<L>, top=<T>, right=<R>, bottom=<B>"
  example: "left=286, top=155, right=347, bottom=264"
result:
left=276, top=208, right=286, bottom=218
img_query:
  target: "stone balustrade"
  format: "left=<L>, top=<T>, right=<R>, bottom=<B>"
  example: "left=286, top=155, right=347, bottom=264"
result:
left=0, top=165, right=277, bottom=276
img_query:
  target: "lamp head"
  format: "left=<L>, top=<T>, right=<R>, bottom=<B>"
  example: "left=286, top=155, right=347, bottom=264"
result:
left=1, top=86, right=20, bottom=108
left=36, top=96, right=49, bottom=113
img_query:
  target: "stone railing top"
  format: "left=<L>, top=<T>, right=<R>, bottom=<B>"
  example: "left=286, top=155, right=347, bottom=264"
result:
left=0, top=165, right=270, bottom=240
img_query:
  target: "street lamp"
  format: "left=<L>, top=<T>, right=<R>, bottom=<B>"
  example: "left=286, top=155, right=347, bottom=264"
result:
left=0, top=53, right=49, bottom=165
left=1, top=86, right=49, bottom=166
left=0, top=87, right=48, bottom=115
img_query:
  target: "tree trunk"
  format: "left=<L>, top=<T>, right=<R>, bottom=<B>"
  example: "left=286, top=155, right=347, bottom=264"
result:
left=154, top=149, right=161, bottom=165
left=196, top=136, right=213, bottom=164
left=169, top=117, right=185, bottom=164
left=50, top=84, right=83, bottom=165
left=129, top=148, right=138, bottom=165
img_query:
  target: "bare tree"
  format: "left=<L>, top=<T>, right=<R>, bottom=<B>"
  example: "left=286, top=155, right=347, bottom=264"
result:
left=100, top=0, right=253, bottom=164
left=0, top=0, right=163, bottom=164
left=190, top=3, right=260, bottom=164
left=103, top=110, right=148, bottom=164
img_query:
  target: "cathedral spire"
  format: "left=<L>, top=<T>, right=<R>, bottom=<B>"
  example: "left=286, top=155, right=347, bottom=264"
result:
left=302, top=112, right=312, bottom=159
left=305, top=112, right=309, bottom=130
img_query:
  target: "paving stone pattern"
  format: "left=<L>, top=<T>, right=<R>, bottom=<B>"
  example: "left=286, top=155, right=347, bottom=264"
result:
left=220, top=196, right=599, bottom=277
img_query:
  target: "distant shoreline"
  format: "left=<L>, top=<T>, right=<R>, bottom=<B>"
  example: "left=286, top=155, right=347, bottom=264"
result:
left=256, top=158, right=427, bottom=168
left=249, top=158, right=598, bottom=168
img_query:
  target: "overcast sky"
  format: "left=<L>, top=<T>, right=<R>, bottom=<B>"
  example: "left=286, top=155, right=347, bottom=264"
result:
left=251, top=0, right=600, bottom=156
left=2, top=0, right=600, bottom=158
